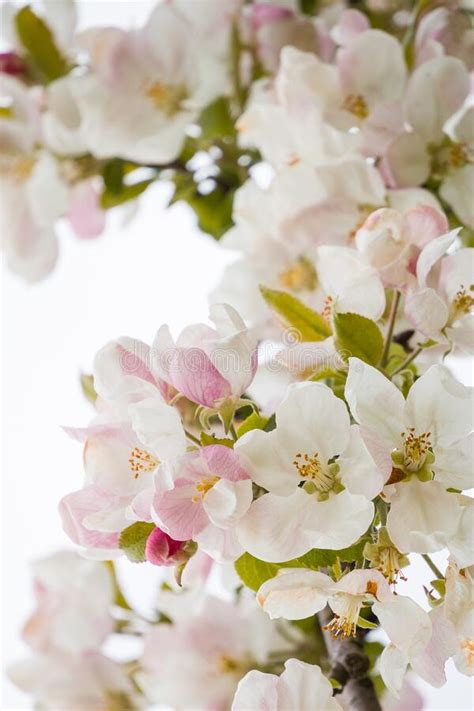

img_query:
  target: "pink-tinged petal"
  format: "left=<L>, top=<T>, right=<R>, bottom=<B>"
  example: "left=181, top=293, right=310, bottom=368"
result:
left=404, top=205, right=449, bottom=249
left=59, top=486, right=122, bottom=549
left=384, top=676, right=424, bottom=711
left=385, top=132, right=431, bottom=188
left=201, top=445, right=250, bottom=482
left=145, top=527, right=186, bottom=566
left=232, top=669, right=279, bottom=711
left=332, top=9, right=369, bottom=46
left=171, top=347, right=231, bottom=408
left=411, top=606, right=457, bottom=688
left=338, top=30, right=406, bottom=107
left=405, top=57, right=470, bottom=143
left=67, top=180, right=105, bottom=239
left=152, top=480, right=208, bottom=541
left=250, top=4, right=293, bottom=30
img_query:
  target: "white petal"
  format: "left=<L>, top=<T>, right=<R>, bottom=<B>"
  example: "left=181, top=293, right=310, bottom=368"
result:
left=234, top=429, right=297, bottom=496
left=411, top=606, right=458, bottom=688
left=338, top=425, right=389, bottom=499
left=345, top=358, right=404, bottom=448
left=405, top=288, right=448, bottom=338
left=317, top=246, right=385, bottom=320
left=373, top=595, right=432, bottom=658
left=129, top=398, right=187, bottom=460
left=404, top=365, right=474, bottom=446
left=237, top=490, right=320, bottom=562
left=203, top=478, right=252, bottom=529
left=257, top=569, right=334, bottom=620
left=440, top=165, right=474, bottom=229
left=379, top=645, right=409, bottom=696
left=434, top=434, right=474, bottom=490
left=276, top=382, right=350, bottom=463
left=415, top=229, right=459, bottom=287
left=278, top=659, right=342, bottom=711
left=231, top=669, right=279, bottom=711
left=387, top=479, right=461, bottom=554
left=405, top=57, right=470, bottom=143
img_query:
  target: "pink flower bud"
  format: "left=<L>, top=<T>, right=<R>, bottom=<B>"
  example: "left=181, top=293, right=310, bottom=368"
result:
left=145, top=527, right=186, bottom=567
left=0, top=52, right=27, bottom=77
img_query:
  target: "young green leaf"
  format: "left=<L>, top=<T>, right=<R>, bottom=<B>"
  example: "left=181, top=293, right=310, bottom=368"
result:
left=100, top=179, right=154, bottom=209
left=199, top=97, right=235, bottom=140
left=260, top=287, right=331, bottom=341
left=333, top=312, right=384, bottom=366
left=15, top=6, right=70, bottom=82
left=237, top=412, right=268, bottom=438
left=119, top=522, right=155, bottom=563
left=200, top=432, right=234, bottom=448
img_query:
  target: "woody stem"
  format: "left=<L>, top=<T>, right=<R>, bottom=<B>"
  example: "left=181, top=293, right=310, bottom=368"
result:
left=319, top=607, right=381, bottom=711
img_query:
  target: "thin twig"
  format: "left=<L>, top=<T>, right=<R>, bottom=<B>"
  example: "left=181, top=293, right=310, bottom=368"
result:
left=380, top=290, right=401, bottom=368
left=390, top=346, right=423, bottom=377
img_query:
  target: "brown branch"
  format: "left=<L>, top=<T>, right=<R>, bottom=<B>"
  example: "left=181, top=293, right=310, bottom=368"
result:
left=319, top=607, right=381, bottom=711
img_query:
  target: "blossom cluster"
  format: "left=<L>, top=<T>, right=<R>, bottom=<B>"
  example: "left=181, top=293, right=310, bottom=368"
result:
left=6, top=0, right=474, bottom=710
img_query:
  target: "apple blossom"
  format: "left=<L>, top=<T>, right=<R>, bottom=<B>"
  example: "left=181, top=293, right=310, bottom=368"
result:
left=151, top=303, right=258, bottom=413
left=152, top=444, right=253, bottom=562
left=345, top=358, right=474, bottom=555
left=236, top=381, right=389, bottom=561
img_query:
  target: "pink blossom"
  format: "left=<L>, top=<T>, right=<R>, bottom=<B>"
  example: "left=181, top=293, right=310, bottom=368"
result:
left=152, top=304, right=258, bottom=410
left=152, top=444, right=252, bottom=562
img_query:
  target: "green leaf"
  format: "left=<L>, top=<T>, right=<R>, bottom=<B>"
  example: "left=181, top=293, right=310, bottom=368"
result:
left=101, top=179, right=154, bottom=209
left=102, top=159, right=125, bottom=194
left=260, top=287, right=331, bottom=341
left=119, top=522, right=155, bottom=563
left=15, top=6, right=69, bottom=82
left=333, top=312, right=384, bottom=366
left=237, top=412, right=268, bottom=438
left=200, top=432, right=234, bottom=448
left=234, top=553, right=280, bottom=592
left=234, top=542, right=369, bottom=592
left=187, top=187, right=234, bottom=239
left=80, top=373, right=97, bottom=405
left=357, top=616, right=379, bottom=630
left=199, top=97, right=235, bottom=140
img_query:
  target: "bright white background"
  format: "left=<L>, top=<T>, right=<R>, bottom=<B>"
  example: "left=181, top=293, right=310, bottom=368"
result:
left=1, top=2, right=473, bottom=709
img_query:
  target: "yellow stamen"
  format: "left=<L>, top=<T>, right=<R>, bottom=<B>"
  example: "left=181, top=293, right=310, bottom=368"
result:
left=451, top=284, right=474, bottom=320
left=144, top=81, right=187, bottom=116
left=325, top=596, right=363, bottom=639
left=278, top=257, right=317, bottom=293
left=342, top=94, right=369, bottom=120
left=192, top=475, right=220, bottom=503
left=401, top=428, right=431, bottom=471
left=293, top=452, right=334, bottom=493
left=128, top=447, right=159, bottom=479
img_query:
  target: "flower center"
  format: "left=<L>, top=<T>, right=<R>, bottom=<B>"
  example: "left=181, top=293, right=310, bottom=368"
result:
left=342, top=94, right=369, bottom=120
left=293, top=452, right=336, bottom=494
left=278, top=257, right=318, bottom=292
left=144, top=81, right=187, bottom=116
left=192, top=475, right=220, bottom=503
left=129, top=447, right=159, bottom=479
left=0, top=155, right=34, bottom=182
left=448, top=142, right=471, bottom=169
left=401, top=428, right=432, bottom=472
left=325, top=595, right=364, bottom=638
left=451, top=284, right=474, bottom=321
left=217, top=654, right=240, bottom=673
